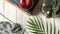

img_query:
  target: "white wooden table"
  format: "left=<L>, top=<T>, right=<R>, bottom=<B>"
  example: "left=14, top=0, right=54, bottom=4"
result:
left=0, top=0, right=60, bottom=34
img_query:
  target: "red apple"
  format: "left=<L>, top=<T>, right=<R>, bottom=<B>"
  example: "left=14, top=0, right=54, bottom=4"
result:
left=18, top=0, right=34, bottom=9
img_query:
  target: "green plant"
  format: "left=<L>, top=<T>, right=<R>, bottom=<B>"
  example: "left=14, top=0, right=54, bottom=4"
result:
left=27, top=17, right=60, bottom=34
left=43, top=0, right=60, bottom=18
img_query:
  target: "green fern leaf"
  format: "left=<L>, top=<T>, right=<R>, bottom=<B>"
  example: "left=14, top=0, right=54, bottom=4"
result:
left=27, top=17, right=60, bottom=34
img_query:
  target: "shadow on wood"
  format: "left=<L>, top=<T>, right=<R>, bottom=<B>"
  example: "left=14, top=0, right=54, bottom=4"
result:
left=32, top=0, right=43, bottom=16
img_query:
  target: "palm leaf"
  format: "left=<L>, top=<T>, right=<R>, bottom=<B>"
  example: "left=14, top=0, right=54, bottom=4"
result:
left=27, top=17, right=60, bottom=34
left=27, top=17, right=45, bottom=34
left=50, top=23, right=52, bottom=34
left=46, top=21, right=48, bottom=34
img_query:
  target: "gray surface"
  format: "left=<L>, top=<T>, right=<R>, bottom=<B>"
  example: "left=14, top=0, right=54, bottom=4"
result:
left=0, top=21, right=23, bottom=34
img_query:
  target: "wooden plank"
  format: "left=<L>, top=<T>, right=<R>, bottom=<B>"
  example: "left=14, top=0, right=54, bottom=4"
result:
left=5, top=0, right=32, bottom=16
left=0, top=0, right=4, bottom=21
left=3, top=1, right=16, bottom=23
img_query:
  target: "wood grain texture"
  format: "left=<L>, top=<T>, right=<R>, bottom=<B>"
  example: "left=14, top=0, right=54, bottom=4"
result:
left=0, top=0, right=60, bottom=34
